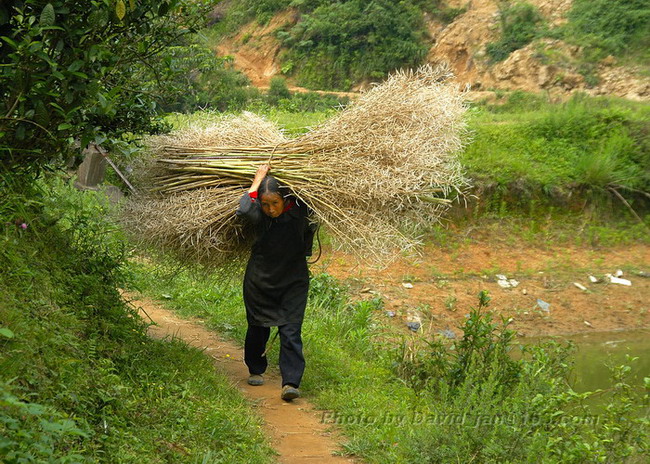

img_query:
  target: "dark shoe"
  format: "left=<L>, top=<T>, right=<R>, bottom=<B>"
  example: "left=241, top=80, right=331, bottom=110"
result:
left=248, top=374, right=264, bottom=386
left=281, top=384, right=300, bottom=401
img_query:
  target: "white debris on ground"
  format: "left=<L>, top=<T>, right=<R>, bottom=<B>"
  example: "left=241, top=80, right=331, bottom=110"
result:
left=573, top=282, right=588, bottom=291
left=606, top=274, right=632, bottom=286
left=496, top=274, right=519, bottom=289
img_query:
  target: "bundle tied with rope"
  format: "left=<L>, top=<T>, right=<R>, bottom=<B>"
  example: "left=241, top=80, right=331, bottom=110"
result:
left=121, top=64, right=471, bottom=265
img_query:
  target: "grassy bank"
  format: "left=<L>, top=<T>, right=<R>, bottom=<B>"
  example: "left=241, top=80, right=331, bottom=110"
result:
left=0, top=177, right=272, bottom=463
left=465, top=93, right=650, bottom=214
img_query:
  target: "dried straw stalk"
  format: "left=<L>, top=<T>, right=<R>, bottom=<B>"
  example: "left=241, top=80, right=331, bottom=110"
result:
left=122, top=64, right=471, bottom=265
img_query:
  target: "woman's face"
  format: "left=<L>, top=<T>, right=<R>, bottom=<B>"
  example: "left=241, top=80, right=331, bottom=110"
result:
left=260, top=192, right=285, bottom=218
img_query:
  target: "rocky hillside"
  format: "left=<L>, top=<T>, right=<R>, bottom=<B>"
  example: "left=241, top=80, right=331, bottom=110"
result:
left=213, top=0, right=650, bottom=101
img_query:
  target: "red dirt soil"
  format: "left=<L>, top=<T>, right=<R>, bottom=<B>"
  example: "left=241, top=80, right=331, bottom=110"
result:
left=318, top=241, right=650, bottom=338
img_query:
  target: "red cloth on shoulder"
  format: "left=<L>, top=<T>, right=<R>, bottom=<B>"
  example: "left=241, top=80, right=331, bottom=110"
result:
left=283, top=199, right=295, bottom=213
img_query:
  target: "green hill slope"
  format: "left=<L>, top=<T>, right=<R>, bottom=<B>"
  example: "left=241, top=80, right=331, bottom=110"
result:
left=0, top=177, right=271, bottom=463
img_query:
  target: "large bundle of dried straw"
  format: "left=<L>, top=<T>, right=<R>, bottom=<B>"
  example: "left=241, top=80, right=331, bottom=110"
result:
left=122, top=65, right=471, bottom=264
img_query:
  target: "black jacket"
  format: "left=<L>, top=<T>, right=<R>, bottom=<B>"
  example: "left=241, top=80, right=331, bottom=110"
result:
left=236, top=193, right=314, bottom=326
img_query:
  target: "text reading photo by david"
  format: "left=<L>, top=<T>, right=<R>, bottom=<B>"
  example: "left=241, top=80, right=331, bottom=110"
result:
left=236, top=164, right=317, bottom=401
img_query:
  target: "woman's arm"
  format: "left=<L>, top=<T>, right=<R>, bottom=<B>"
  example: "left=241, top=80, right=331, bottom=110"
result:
left=248, top=164, right=269, bottom=195
left=236, top=164, right=269, bottom=224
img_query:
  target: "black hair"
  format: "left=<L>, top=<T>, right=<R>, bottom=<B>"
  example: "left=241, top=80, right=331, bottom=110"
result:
left=258, top=176, right=285, bottom=199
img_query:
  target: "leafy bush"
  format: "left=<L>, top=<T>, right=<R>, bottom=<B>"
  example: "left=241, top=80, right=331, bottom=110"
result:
left=0, top=381, right=89, bottom=463
left=397, top=292, right=521, bottom=395
left=435, top=6, right=467, bottom=24
left=150, top=43, right=256, bottom=113
left=565, top=0, right=650, bottom=58
left=275, top=91, right=348, bottom=112
left=277, top=0, right=428, bottom=89
left=540, top=0, right=650, bottom=83
left=0, top=0, right=209, bottom=172
left=266, top=76, right=292, bottom=105
left=486, top=1, right=543, bottom=62
left=209, top=0, right=292, bottom=36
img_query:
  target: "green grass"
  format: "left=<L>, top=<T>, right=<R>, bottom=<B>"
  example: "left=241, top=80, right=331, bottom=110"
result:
left=0, top=176, right=272, bottom=463
left=463, top=93, right=650, bottom=222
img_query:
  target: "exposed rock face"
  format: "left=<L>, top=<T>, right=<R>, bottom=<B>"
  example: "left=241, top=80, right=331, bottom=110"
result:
left=490, top=41, right=585, bottom=92
left=594, top=66, right=650, bottom=101
left=215, top=9, right=300, bottom=87
left=214, top=1, right=650, bottom=101
left=426, top=0, right=500, bottom=89
left=426, top=0, right=649, bottom=100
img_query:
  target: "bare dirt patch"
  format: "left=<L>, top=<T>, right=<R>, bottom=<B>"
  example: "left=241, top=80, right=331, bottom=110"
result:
left=128, top=294, right=358, bottom=464
left=318, top=241, right=649, bottom=338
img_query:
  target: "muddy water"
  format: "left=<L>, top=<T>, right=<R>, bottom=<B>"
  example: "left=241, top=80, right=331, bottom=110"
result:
left=524, top=330, right=649, bottom=393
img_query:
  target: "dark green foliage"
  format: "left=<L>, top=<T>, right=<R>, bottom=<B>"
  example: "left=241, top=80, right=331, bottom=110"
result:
left=209, top=0, right=292, bottom=36
left=152, top=43, right=257, bottom=113
left=274, top=91, right=348, bottom=112
left=258, top=79, right=348, bottom=111
left=566, top=0, right=650, bottom=58
left=486, top=1, right=543, bottom=62
left=536, top=0, right=650, bottom=83
left=434, top=6, right=467, bottom=24
left=395, top=291, right=521, bottom=394
left=236, top=0, right=292, bottom=25
left=279, top=0, right=428, bottom=90
left=0, top=0, right=210, bottom=172
left=411, top=0, right=466, bottom=23
left=1, top=382, right=89, bottom=463
left=251, top=0, right=293, bottom=24
left=266, top=76, right=292, bottom=105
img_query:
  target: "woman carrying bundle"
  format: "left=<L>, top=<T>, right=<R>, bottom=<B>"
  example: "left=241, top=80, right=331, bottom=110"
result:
left=236, top=164, right=315, bottom=401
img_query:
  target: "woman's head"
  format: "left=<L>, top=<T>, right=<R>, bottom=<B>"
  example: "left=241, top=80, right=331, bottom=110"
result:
left=258, top=176, right=285, bottom=218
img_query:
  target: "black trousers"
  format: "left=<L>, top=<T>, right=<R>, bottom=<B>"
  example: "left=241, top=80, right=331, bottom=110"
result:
left=244, top=323, right=305, bottom=388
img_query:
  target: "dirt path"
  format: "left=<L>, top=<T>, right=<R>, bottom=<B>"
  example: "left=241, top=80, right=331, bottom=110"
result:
left=129, top=294, right=357, bottom=464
